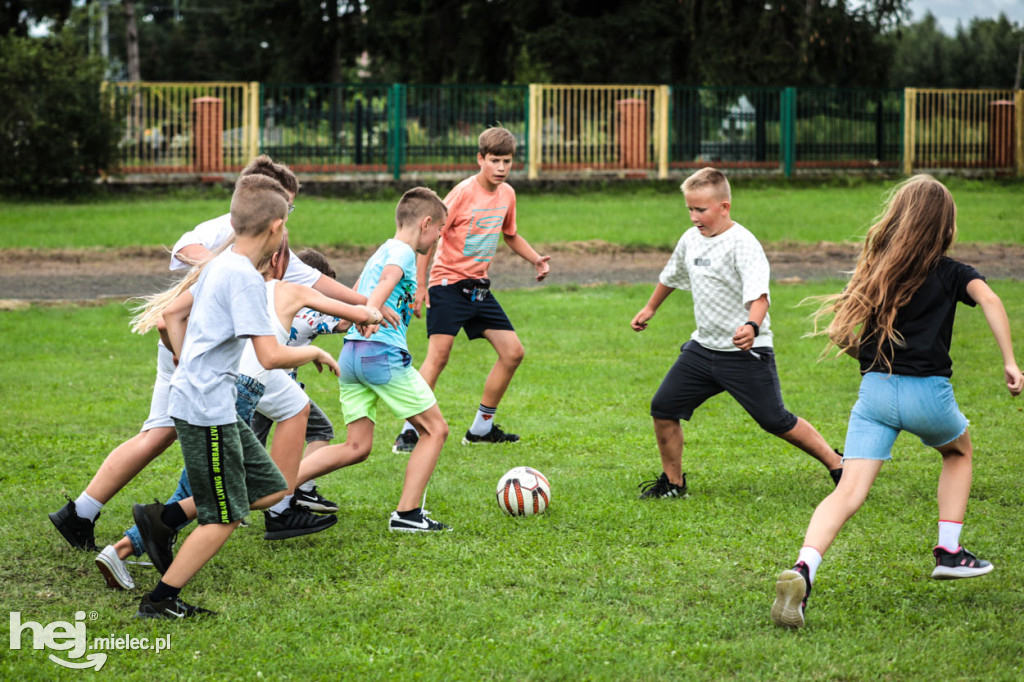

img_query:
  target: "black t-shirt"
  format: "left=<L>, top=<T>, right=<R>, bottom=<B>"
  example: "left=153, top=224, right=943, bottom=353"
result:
left=858, top=257, right=983, bottom=377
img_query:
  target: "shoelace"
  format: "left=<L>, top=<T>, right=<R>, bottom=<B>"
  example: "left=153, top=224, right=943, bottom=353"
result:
left=638, top=474, right=668, bottom=493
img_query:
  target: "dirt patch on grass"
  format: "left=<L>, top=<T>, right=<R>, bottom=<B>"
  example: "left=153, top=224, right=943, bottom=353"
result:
left=0, top=241, right=1021, bottom=305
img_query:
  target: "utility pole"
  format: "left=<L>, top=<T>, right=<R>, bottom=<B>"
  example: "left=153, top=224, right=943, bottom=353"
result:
left=1014, top=42, right=1023, bottom=91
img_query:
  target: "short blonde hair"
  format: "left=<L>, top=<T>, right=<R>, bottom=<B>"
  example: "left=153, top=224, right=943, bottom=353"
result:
left=479, top=127, right=516, bottom=157
left=681, top=167, right=731, bottom=201
left=230, top=174, right=289, bottom=236
left=396, top=186, right=447, bottom=228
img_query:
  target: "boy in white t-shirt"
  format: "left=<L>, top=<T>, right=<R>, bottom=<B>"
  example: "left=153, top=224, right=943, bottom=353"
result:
left=630, top=168, right=843, bottom=499
left=135, top=175, right=340, bottom=619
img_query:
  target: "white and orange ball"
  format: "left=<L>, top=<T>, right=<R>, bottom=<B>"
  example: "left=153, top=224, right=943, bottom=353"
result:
left=496, top=466, right=551, bottom=516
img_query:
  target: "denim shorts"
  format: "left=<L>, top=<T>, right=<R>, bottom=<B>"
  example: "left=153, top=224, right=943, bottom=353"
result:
left=843, top=372, right=969, bottom=461
left=337, top=340, right=436, bottom=423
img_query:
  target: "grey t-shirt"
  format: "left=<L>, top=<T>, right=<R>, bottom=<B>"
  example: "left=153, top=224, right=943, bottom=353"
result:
left=168, top=247, right=276, bottom=426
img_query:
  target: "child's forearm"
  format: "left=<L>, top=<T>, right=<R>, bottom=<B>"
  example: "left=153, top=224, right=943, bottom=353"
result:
left=505, top=233, right=543, bottom=265
left=313, top=275, right=366, bottom=305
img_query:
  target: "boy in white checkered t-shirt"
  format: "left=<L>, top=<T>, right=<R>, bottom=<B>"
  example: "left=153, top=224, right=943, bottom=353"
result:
left=630, top=168, right=844, bottom=500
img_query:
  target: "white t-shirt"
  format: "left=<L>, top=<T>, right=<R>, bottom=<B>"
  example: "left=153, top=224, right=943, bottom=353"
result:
left=168, top=247, right=276, bottom=426
left=658, top=222, right=773, bottom=352
left=237, top=280, right=291, bottom=384
left=170, top=213, right=322, bottom=288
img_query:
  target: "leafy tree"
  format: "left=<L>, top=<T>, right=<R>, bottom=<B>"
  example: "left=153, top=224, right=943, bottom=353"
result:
left=0, top=30, right=120, bottom=194
left=1, top=0, right=72, bottom=37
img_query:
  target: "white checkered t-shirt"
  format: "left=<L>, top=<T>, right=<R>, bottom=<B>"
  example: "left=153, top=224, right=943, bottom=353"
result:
left=658, top=222, right=773, bottom=352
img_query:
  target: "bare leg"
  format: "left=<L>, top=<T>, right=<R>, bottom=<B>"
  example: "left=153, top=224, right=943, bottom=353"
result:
left=296, top=418, right=375, bottom=484
left=479, top=329, right=525, bottom=408
left=936, top=430, right=973, bottom=523
left=267, top=403, right=311, bottom=493
left=802, top=458, right=884, bottom=555
left=84, top=427, right=178, bottom=503
left=399, top=404, right=448, bottom=511
left=160, top=522, right=240, bottom=588
left=653, top=417, right=685, bottom=487
left=777, top=417, right=844, bottom=470
left=417, top=334, right=455, bottom=390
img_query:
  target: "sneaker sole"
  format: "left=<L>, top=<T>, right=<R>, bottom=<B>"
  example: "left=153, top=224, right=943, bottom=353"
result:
left=49, top=511, right=96, bottom=551
left=389, top=525, right=453, bottom=533
left=771, top=570, right=806, bottom=628
left=263, top=514, right=338, bottom=540
left=461, top=437, right=519, bottom=445
left=132, top=504, right=172, bottom=575
left=293, top=500, right=340, bottom=514
left=932, top=563, right=995, bottom=580
left=96, top=554, right=134, bottom=591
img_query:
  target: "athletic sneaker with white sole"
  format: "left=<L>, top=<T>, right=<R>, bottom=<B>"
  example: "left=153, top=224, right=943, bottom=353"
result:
left=388, top=509, right=452, bottom=532
left=292, top=486, right=339, bottom=513
left=95, top=545, right=135, bottom=590
left=931, top=546, right=994, bottom=580
left=771, top=561, right=811, bottom=629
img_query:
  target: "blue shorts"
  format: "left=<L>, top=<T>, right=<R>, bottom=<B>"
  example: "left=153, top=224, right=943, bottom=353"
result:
left=337, top=340, right=436, bottom=424
left=843, top=372, right=969, bottom=461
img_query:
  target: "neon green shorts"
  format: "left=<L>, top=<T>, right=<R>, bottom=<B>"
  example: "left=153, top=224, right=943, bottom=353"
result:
left=337, top=341, right=436, bottom=424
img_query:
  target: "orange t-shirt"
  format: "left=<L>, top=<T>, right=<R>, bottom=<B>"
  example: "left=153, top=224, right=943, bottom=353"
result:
left=429, top=176, right=517, bottom=287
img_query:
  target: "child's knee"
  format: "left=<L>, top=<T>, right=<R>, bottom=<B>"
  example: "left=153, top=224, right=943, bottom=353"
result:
left=503, top=344, right=525, bottom=367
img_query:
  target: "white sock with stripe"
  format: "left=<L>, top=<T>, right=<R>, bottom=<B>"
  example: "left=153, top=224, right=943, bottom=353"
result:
left=469, top=404, right=497, bottom=436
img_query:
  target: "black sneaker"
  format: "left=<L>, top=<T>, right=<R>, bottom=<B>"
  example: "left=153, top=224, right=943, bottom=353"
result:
left=136, top=593, right=216, bottom=619
left=829, top=449, right=844, bottom=486
left=388, top=509, right=452, bottom=532
left=393, top=429, right=419, bottom=454
left=932, top=546, right=994, bottom=580
left=132, top=501, right=177, bottom=575
left=771, top=561, right=811, bottom=628
left=263, top=505, right=337, bottom=540
left=293, top=486, right=339, bottom=513
left=462, top=424, right=520, bottom=445
left=638, top=472, right=687, bottom=499
left=48, top=496, right=99, bottom=551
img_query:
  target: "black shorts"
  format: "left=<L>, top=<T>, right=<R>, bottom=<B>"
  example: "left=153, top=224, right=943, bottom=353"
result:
left=426, top=280, right=515, bottom=340
left=650, top=340, right=798, bottom=435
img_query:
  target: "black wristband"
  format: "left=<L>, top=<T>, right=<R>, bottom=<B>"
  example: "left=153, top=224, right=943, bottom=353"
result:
left=744, top=320, right=760, bottom=337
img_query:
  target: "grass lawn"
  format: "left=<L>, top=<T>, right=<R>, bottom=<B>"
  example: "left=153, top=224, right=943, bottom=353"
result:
left=2, top=280, right=1023, bottom=680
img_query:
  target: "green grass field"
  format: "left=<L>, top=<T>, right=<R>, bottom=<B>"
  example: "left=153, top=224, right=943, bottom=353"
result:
left=1, top=183, right=1023, bottom=680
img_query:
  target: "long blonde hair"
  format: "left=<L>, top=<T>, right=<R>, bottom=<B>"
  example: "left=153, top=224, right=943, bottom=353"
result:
left=129, top=232, right=289, bottom=335
left=810, top=175, right=958, bottom=371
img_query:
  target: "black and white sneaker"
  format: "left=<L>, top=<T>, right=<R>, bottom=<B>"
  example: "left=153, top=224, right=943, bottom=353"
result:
left=638, top=472, right=687, bottom=499
left=49, top=497, right=99, bottom=551
left=293, top=486, right=339, bottom=514
left=136, top=593, right=216, bottom=619
left=393, top=429, right=419, bottom=453
left=263, top=505, right=337, bottom=540
left=96, top=545, right=135, bottom=590
left=771, top=560, right=811, bottom=629
left=388, top=509, right=452, bottom=533
left=932, top=546, right=994, bottom=580
left=132, top=501, right=178, bottom=575
left=462, top=424, right=520, bottom=445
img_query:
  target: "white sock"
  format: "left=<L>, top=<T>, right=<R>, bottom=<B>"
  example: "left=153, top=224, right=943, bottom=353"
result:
left=401, top=421, right=417, bottom=435
left=937, top=520, right=963, bottom=552
left=469, top=404, right=497, bottom=436
left=797, top=546, right=823, bottom=584
left=298, top=480, right=316, bottom=493
left=73, top=492, right=104, bottom=522
left=269, top=494, right=293, bottom=516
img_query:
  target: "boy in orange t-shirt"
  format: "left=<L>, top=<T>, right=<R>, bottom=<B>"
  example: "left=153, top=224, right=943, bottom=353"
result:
left=392, top=127, right=550, bottom=452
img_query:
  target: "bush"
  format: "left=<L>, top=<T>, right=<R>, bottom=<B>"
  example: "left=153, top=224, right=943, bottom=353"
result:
left=0, top=31, right=120, bottom=196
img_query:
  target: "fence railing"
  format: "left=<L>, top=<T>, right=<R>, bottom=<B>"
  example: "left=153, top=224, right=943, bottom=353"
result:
left=105, top=82, right=1024, bottom=179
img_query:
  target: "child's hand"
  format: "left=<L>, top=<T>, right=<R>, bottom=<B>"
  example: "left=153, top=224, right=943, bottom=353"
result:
left=1006, top=363, right=1023, bottom=396
left=534, top=255, right=551, bottom=281
left=732, top=323, right=756, bottom=350
left=358, top=304, right=383, bottom=327
left=631, top=308, right=654, bottom=332
left=381, top=306, right=400, bottom=328
left=313, top=348, right=340, bottom=377
left=413, top=289, right=428, bottom=318
left=353, top=323, right=379, bottom=339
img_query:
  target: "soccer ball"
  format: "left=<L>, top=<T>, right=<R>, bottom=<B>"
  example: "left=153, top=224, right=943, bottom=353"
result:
left=496, top=466, right=551, bottom=516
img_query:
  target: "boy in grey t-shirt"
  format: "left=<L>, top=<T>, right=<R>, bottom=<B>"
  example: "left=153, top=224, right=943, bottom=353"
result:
left=135, top=175, right=340, bottom=620
left=630, top=168, right=843, bottom=499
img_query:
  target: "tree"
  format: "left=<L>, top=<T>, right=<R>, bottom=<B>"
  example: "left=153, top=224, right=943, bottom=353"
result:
left=1, top=0, right=73, bottom=37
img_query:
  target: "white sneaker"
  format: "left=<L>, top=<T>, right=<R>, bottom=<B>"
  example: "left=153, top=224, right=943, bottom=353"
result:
left=388, top=509, right=452, bottom=532
left=95, top=545, right=135, bottom=590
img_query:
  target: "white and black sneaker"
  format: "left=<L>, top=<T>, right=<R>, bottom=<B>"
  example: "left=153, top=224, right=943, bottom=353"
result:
left=293, top=486, right=339, bottom=513
left=393, top=429, right=419, bottom=454
left=136, top=594, right=216, bottom=619
left=932, top=546, right=994, bottom=580
left=638, top=472, right=688, bottom=499
left=462, top=424, right=519, bottom=445
left=388, top=508, right=452, bottom=533
left=95, top=545, right=135, bottom=590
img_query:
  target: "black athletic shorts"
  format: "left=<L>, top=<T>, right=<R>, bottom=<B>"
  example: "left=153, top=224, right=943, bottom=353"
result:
left=650, top=340, right=798, bottom=435
left=425, top=280, right=515, bottom=340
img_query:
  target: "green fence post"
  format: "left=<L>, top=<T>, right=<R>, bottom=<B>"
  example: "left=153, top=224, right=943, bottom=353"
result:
left=390, top=83, right=405, bottom=180
left=781, top=87, right=796, bottom=178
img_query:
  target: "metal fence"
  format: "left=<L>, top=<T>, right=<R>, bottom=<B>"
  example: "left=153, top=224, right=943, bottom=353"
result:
left=105, top=82, right=1024, bottom=179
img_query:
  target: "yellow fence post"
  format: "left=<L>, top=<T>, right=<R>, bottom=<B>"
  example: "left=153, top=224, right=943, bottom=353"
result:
left=246, top=82, right=261, bottom=164
left=528, top=84, right=540, bottom=180
left=656, top=85, right=669, bottom=179
left=903, top=88, right=916, bottom=176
